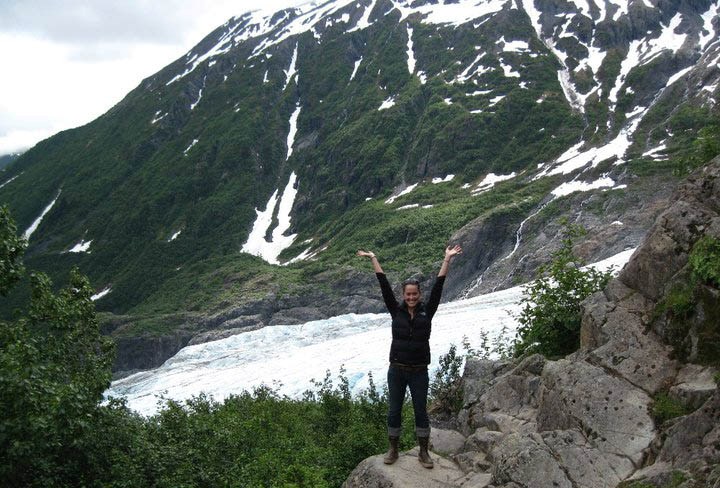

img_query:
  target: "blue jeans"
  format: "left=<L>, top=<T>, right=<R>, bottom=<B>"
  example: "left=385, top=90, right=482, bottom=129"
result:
left=387, top=364, right=430, bottom=438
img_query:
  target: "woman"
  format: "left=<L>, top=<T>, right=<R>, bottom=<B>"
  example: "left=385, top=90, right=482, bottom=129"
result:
left=357, top=245, right=462, bottom=469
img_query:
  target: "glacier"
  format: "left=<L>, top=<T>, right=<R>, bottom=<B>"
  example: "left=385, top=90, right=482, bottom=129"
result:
left=107, top=249, right=633, bottom=416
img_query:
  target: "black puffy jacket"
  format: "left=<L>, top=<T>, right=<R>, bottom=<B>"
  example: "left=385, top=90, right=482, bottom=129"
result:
left=376, top=273, right=446, bottom=365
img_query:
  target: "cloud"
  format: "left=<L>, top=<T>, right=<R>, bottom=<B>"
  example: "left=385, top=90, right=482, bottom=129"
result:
left=0, top=0, right=312, bottom=155
left=0, top=0, right=210, bottom=45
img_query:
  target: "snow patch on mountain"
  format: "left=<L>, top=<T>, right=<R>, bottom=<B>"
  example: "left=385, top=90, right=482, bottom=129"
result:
left=700, top=1, right=720, bottom=50
left=23, top=190, right=61, bottom=240
left=498, top=37, right=530, bottom=53
left=167, top=21, right=240, bottom=85
left=283, top=43, right=299, bottom=91
left=643, top=143, right=668, bottom=161
left=406, top=24, right=416, bottom=74
left=385, top=183, right=418, bottom=203
left=68, top=239, right=92, bottom=253
left=349, top=0, right=378, bottom=32
left=0, top=173, right=20, bottom=189
left=609, top=13, right=687, bottom=106
left=91, top=287, right=111, bottom=302
left=432, top=174, right=455, bottom=184
left=454, top=52, right=490, bottom=83
left=500, top=58, right=520, bottom=77
left=390, top=0, right=507, bottom=26
left=350, top=57, right=363, bottom=81
left=251, top=1, right=356, bottom=55
left=241, top=172, right=299, bottom=265
left=378, top=96, right=396, bottom=110
left=190, top=76, right=206, bottom=110
left=551, top=176, right=618, bottom=197
left=521, top=0, right=588, bottom=112
left=151, top=111, right=168, bottom=125
left=184, top=139, right=199, bottom=155
left=472, top=172, right=516, bottom=194
left=538, top=106, right=648, bottom=177
left=286, top=104, right=302, bottom=160
left=666, top=66, right=693, bottom=88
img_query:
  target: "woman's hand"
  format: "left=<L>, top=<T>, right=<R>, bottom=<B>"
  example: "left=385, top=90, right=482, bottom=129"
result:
left=357, top=250, right=376, bottom=259
left=358, top=250, right=383, bottom=273
left=444, top=245, right=463, bottom=260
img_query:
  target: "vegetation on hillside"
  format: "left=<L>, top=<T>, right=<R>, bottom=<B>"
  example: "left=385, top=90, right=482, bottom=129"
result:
left=0, top=5, right=584, bottom=323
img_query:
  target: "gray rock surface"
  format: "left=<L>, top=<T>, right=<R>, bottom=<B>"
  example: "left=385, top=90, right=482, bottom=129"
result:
left=538, top=359, right=655, bottom=464
left=490, top=433, right=572, bottom=488
left=342, top=448, right=468, bottom=488
left=669, top=364, right=719, bottom=411
left=431, top=428, right=467, bottom=456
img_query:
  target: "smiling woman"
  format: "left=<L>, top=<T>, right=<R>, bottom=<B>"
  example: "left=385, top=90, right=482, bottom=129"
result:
left=356, top=244, right=462, bottom=469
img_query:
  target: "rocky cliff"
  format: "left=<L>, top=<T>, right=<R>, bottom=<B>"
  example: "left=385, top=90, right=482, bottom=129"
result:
left=343, top=158, right=720, bottom=487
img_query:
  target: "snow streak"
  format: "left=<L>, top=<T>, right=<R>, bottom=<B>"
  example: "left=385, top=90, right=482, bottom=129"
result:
left=23, top=190, right=61, bottom=240
left=286, top=104, right=302, bottom=160
left=283, top=43, right=299, bottom=91
left=406, top=25, right=416, bottom=74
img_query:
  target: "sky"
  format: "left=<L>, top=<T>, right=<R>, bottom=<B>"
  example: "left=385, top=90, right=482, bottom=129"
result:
left=0, top=0, right=310, bottom=155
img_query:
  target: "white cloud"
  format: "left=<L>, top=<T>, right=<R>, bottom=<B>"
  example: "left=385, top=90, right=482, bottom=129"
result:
left=0, top=0, right=311, bottom=154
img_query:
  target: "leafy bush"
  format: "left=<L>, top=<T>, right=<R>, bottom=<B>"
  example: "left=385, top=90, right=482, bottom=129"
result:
left=0, top=211, right=115, bottom=487
left=689, top=235, right=720, bottom=288
left=652, top=392, right=689, bottom=425
left=514, top=223, right=612, bottom=358
left=0, top=205, right=26, bottom=295
left=430, top=330, right=516, bottom=415
left=674, top=123, right=720, bottom=176
left=429, top=344, right=465, bottom=415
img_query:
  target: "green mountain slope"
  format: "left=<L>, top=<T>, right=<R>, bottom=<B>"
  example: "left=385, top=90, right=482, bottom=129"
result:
left=1, top=0, right=718, bottom=369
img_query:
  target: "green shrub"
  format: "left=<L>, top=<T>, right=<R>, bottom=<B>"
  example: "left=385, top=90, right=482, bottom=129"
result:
left=514, top=223, right=612, bottom=358
left=689, top=236, right=720, bottom=288
left=429, top=344, right=465, bottom=415
left=0, top=210, right=115, bottom=487
left=0, top=205, right=26, bottom=295
left=660, top=283, right=695, bottom=319
left=652, top=392, right=689, bottom=425
left=674, top=123, right=720, bottom=176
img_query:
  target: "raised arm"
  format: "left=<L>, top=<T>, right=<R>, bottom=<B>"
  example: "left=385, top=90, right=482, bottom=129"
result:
left=438, top=244, right=462, bottom=278
left=426, top=244, right=463, bottom=317
left=357, top=250, right=384, bottom=274
left=357, top=250, right=397, bottom=315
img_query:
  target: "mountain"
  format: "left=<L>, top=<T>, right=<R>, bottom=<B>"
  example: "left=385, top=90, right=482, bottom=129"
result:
left=0, top=153, right=21, bottom=171
left=1, top=0, right=718, bottom=372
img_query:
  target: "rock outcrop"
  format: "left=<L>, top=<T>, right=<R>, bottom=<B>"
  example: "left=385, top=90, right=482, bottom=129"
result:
left=344, top=160, right=720, bottom=487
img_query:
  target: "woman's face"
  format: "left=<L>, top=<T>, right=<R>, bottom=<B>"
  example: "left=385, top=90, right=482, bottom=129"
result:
left=403, top=284, right=421, bottom=309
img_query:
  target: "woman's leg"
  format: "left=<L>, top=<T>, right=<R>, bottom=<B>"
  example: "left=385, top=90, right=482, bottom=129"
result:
left=407, top=368, right=433, bottom=468
left=407, top=368, right=430, bottom=437
left=386, top=365, right=407, bottom=437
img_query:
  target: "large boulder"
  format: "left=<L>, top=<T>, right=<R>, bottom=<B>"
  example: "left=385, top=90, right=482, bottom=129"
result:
left=538, top=359, right=655, bottom=465
left=342, top=448, right=469, bottom=488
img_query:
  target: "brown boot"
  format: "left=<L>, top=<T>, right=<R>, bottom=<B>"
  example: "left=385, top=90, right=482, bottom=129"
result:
left=418, top=436, right=434, bottom=468
left=383, top=436, right=399, bottom=464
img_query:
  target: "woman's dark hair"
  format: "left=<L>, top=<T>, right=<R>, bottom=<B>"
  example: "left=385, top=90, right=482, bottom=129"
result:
left=402, top=278, right=421, bottom=292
